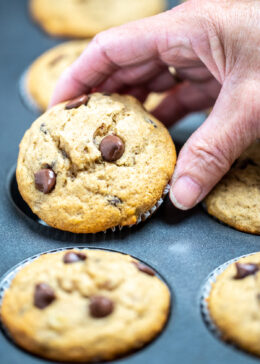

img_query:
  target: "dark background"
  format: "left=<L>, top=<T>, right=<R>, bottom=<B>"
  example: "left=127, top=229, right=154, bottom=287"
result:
left=0, top=1, right=259, bottom=364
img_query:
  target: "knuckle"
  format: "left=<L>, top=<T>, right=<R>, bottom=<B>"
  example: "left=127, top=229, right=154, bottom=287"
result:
left=92, top=31, right=107, bottom=48
left=92, top=31, right=118, bottom=71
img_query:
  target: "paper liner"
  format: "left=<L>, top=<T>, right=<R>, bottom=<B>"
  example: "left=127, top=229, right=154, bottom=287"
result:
left=19, top=68, right=42, bottom=114
left=200, top=252, right=260, bottom=341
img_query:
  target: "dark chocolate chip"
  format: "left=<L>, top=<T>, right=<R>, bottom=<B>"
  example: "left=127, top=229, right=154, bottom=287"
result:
left=34, top=283, right=56, bottom=309
left=49, top=54, right=65, bottom=67
left=145, top=118, right=157, bottom=128
left=132, top=261, right=156, bottom=276
left=63, top=251, right=87, bottom=264
left=238, top=158, right=258, bottom=169
left=107, top=196, right=122, bottom=207
left=65, top=94, right=89, bottom=109
left=89, top=296, right=114, bottom=318
left=102, top=92, right=111, bottom=96
left=99, top=135, right=125, bottom=162
left=234, top=262, right=259, bottom=279
left=40, top=123, right=48, bottom=135
left=34, top=168, right=56, bottom=194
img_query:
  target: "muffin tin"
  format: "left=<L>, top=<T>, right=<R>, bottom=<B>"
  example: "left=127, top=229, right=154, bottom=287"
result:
left=0, top=0, right=259, bottom=363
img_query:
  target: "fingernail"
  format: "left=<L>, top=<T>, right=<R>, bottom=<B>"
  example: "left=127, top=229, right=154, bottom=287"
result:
left=170, top=176, right=202, bottom=210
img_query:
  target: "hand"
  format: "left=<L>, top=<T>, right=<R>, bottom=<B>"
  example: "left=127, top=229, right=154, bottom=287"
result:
left=51, top=0, right=260, bottom=210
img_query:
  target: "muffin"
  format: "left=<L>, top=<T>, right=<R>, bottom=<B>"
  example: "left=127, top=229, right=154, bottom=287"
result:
left=17, top=93, right=176, bottom=233
left=205, top=140, right=260, bottom=235
left=1, top=248, right=170, bottom=362
left=26, top=40, right=89, bottom=111
left=30, top=0, right=167, bottom=38
left=208, top=252, right=260, bottom=356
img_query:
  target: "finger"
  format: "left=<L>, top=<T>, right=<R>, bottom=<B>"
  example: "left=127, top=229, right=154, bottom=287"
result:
left=100, top=66, right=184, bottom=95
left=152, top=77, right=220, bottom=126
left=50, top=3, right=205, bottom=106
left=174, top=66, right=213, bottom=83
left=96, top=60, right=167, bottom=91
left=169, top=78, right=260, bottom=210
left=144, top=69, right=178, bottom=92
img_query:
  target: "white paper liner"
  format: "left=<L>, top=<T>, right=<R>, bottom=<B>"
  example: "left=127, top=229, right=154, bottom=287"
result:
left=19, top=68, right=42, bottom=114
left=200, top=251, right=260, bottom=342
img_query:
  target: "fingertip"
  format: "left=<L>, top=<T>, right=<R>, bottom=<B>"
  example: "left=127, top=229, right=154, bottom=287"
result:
left=49, top=67, right=88, bottom=108
left=169, top=175, right=202, bottom=210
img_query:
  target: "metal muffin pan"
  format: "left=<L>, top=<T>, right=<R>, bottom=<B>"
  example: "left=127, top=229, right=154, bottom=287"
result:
left=0, top=0, right=259, bottom=363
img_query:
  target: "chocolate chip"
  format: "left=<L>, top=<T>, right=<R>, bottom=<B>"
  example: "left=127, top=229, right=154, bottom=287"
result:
left=238, top=158, right=258, bottom=169
left=63, top=251, right=87, bottom=264
left=234, top=262, right=259, bottom=279
left=99, top=135, right=125, bottom=162
left=145, top=118, right=157, bottom=128
left=107, top=196, right=122, bottom=207
left=65, top=94, right=89, bottom=109
left=102, top=92, right=111, bottom=96
left=132, top=261, right=155, bottom=276
left=34, top=168, right=56, bottom=194
left=89, top=296, right=114, bottom=318
left=34, top=283, right=56, bottom=309
left=40, top=123, right=48, bottom=135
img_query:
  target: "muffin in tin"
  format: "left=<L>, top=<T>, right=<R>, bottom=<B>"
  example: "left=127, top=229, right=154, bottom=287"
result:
left=1, top=248, right=170, bottom=362
left=208, top=252, right=260, bottom=356
left=17, top=93, right=176, bottom=233
left=29, top=0, right=167, bottom=38
left=205, top=140, right=260, bottom=235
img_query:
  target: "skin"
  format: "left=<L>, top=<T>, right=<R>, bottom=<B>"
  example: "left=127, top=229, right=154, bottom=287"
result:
left=51, top=0, right=260, bottom=210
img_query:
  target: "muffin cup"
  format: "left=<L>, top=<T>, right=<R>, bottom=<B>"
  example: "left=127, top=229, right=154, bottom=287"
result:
left=200, top=252, right=258, bottom=340
left=19, top=68, right=42, bottom=114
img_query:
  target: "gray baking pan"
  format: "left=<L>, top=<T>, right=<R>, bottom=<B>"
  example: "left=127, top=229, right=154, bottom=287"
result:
left=0, top=1, right=259, bottom=363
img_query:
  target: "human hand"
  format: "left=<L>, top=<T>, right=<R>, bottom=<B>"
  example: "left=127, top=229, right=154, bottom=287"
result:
left=51, top=0, right=260, bottom=210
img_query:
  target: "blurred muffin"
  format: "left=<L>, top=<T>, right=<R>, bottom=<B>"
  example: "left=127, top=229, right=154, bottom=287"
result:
left=30, top=0, right=167, bottom=38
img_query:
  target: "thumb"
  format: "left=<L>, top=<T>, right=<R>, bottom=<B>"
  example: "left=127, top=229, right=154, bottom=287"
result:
left=170, top=78, right=260, bottom=210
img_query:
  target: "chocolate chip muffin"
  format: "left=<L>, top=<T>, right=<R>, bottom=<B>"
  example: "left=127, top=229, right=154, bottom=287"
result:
left=30, top=0, right=166, bottom=38
left=25, top=39, right=165, bottom=113
left=1, top=249, right=170, bottom=362
left=16, top=93, right=176, bottom=233
left=208, top=252, right=260, bottom=356
left=205, top=140, right=260, bottom=235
